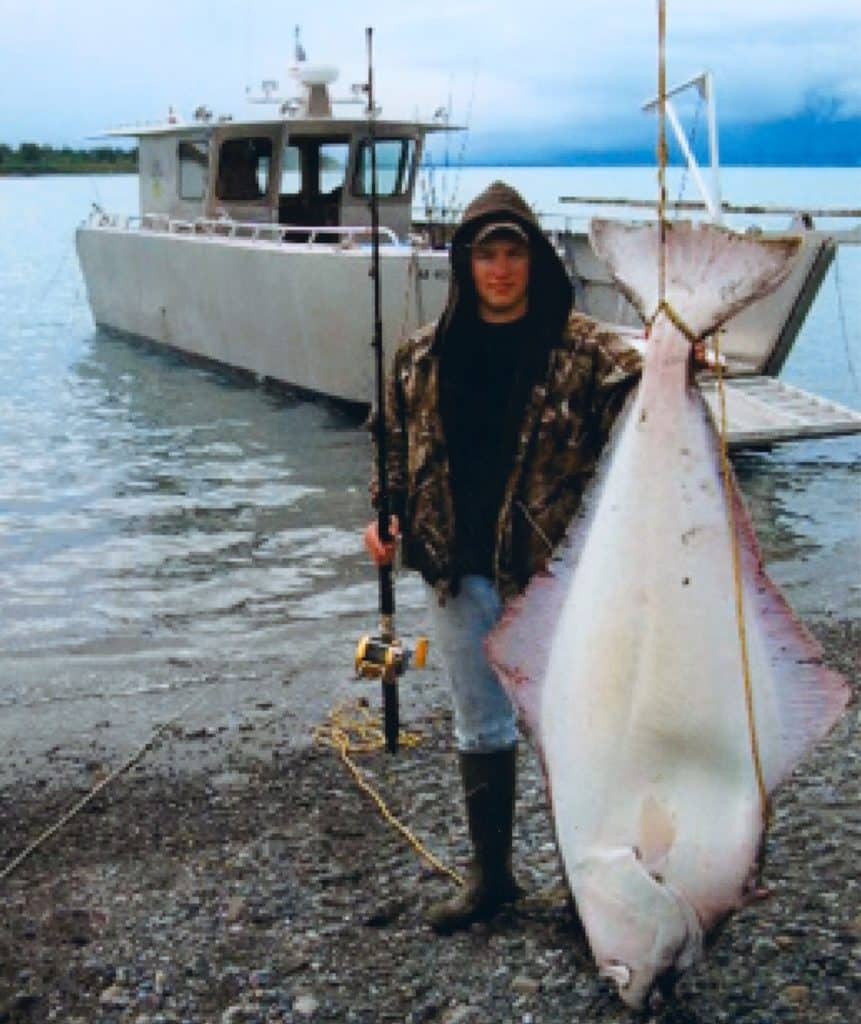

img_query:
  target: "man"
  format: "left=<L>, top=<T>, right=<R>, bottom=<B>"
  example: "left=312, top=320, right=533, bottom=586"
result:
left=365, top=181, right=642, bottom=933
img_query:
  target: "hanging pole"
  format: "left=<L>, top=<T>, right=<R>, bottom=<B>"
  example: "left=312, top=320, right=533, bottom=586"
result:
left=703, top=72, right=723, bottom=223
left=641, top=70, right=723, bottom=223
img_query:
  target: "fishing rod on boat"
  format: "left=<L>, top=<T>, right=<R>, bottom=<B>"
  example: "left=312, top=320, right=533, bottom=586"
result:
left=354, top=27, right=427, bottom=753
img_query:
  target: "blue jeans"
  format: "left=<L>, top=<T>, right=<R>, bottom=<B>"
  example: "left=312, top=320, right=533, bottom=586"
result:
left=427, top=575, right=518, bottom=753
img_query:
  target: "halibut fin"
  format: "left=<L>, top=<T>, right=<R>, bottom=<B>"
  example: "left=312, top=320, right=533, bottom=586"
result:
left=589, top=220, right=802, bottom=338
left=485, top=566, right=566, bottom=745
left=723, top=459, right=851, bottom=790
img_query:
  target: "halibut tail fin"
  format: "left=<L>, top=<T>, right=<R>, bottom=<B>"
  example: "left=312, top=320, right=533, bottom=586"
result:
left=589, top=220, right=802, bottom=339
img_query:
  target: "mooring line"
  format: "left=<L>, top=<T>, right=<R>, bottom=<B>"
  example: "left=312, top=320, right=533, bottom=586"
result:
left=657, top=0, right=668, bottom=308
left=712, top=334, right=770, bottom=824
left=0, top=688, right=211, bottom=883
left=833, top=249, right=861, bottom=394
left=654, top=0, right=768, bottom=825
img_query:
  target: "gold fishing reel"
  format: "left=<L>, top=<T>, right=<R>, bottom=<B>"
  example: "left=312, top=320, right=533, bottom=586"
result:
left=354, top=632, right=428, bottom=681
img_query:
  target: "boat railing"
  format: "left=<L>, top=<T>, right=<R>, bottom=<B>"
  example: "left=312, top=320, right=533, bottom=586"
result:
left=98, top=211, right=402, bottom=247
left=554, top=197, right=861, bottom=242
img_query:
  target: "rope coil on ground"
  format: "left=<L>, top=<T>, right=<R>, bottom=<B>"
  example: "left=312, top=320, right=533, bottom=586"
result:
left=313, top=699, right=464, bottom=887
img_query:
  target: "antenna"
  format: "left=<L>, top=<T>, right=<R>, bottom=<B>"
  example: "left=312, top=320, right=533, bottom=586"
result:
left=294, top=25, right=307, bottom=63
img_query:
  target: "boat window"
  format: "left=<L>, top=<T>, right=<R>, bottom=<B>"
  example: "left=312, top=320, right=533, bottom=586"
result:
left=178, top=139, right=208, bottom=200
left=216, top=137, right=272, bottom=201
left=353, top=138, right=416, bottom=197
left=281, top=144, right=301, bottom=196
left=319, top=142, right=349, bottom=195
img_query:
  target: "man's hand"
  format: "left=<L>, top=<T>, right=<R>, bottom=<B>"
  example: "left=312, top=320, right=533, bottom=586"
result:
left=692, top=341, right=709, bottom=369
left=364, top=515, right=400, bottom=567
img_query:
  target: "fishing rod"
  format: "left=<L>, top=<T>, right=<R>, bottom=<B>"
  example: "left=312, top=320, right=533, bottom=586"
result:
left=354, top=27, right=427, bottom=753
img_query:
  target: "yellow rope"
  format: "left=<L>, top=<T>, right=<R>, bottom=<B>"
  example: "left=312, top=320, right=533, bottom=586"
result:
left=313, top=700, right=464, bottom=887
left=657, top=0, right=668, bottom=307
left=0, top=688, right=209, bottom=882
left=712, top=335, right=770, bottom=823
left=646, top=299, right=701, bottom=345
left=653, top=2, right=767, bottom=824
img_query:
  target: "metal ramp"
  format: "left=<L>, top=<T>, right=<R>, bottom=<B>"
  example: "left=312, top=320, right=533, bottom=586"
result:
left=698, top=376, right=861, bottom=448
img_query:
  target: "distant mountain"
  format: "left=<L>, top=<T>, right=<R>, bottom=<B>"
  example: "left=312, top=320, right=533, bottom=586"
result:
left=458, top=113, right=861, bottom=167
left=719, top=114, right=861, bottom=166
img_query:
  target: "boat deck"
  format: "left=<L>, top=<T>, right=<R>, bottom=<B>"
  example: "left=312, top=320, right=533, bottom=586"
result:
left=699, top=376, right=861, bottom=448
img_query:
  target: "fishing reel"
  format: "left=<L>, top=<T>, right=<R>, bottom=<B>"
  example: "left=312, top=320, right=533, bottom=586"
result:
left=354, top=619, right=428, bottom=755
left=354, top=629, right=428, bottom=682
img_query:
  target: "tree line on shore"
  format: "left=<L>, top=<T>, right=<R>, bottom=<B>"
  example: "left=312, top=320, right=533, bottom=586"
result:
left=0, top=143, right=138, bottom=175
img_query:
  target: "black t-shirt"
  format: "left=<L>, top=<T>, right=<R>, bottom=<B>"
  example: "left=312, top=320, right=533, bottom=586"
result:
left=441, top=315, right=539, bottom=578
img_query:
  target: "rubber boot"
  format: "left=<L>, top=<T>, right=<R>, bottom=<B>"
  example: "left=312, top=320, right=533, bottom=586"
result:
left=427, top=747, right=522, bottom=934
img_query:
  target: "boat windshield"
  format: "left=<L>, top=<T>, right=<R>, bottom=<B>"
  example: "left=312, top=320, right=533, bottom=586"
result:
left=216, top=137, right=272, bottom=201
left=279, top=135, right=350, bottom=227
left=353, top=138, right=416, bottom=198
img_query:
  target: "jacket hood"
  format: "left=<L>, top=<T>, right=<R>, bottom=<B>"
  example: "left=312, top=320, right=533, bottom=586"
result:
left=436, top=180, right=574, bottom=346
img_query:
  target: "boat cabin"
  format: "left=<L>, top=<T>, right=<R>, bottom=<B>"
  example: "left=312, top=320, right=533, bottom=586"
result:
left=136, top=122, right=423, bottom=238
left=122, top=66, right=449, bottom=241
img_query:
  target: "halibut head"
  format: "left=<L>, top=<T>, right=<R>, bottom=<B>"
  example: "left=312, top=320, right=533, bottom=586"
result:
left=487, top=220, right=850, bottom=1009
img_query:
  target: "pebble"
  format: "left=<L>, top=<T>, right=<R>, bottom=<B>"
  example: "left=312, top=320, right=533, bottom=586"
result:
left=511, top=975, right=541, bottom=996
left=441, top=1005, right=479, bottom=1024
left=100, top=983, right=130, bottom=1008
left=209, top=771, right=252, bottom=791
left=294, top=993, right=319, bottom=1017
left=782, top=984, right=811, bottom=1005
left=225, top=897, right=247, bottom=923
left=12, top=991, right=41, bottom=1012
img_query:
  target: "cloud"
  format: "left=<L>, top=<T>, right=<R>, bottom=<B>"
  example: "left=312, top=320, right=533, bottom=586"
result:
left=1, top=0, right=860, bottom=155
left=833, top=78, right=861, bottom=117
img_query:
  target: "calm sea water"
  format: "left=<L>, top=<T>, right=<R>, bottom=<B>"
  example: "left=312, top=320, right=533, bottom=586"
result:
left=0, top=167, right=859, bottom=720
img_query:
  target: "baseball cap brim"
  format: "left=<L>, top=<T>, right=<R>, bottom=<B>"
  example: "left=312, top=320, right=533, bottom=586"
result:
left=471, top=220, right=530, bottom=246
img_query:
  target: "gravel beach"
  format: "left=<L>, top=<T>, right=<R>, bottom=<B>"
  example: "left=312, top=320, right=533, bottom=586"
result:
left=1, top=618, right=857, bottom=1024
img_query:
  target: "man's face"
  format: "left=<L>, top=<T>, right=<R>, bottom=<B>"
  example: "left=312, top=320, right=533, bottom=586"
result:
left=470, top=237, right=530, bottom=323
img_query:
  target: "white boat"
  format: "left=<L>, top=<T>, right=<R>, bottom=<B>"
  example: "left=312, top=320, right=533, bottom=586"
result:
left=77, top=61, right=861, bottom=443
left=76, top=56, right=456, bottom=407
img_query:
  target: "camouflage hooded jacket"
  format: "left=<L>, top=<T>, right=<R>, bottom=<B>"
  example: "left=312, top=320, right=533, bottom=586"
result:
left=380, top=182, right=642, bottom=601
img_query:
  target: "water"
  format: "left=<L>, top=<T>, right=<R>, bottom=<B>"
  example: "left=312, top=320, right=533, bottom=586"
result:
left=0, top=169, right=859, bottom=747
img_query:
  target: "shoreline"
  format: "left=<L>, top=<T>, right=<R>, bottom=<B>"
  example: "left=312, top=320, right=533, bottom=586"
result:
left=0, top=167, right=136, bottom=178
left=1, top=617, right=857, bottom=1023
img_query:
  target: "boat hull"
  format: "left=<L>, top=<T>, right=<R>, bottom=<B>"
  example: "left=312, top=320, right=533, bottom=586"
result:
left=75, top=227, right=451, bottom=405
left=557, top=228, right=835, bottom=375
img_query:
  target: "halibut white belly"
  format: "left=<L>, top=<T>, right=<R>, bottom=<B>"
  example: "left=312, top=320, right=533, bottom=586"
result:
left=487, top=220, right=850, bottom=1009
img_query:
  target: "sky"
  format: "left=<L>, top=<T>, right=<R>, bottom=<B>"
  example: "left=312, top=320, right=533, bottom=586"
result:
left=2, top=0, right=860, bottom=163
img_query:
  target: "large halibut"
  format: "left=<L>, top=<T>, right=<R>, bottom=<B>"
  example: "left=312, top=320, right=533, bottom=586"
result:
left=487, top=220, right=850, bottom=1009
